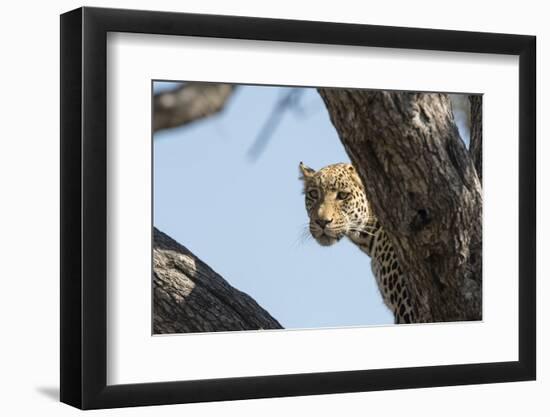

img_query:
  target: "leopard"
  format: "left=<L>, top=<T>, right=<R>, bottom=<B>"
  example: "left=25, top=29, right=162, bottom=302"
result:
left=299, top=161, right=417, bottom=324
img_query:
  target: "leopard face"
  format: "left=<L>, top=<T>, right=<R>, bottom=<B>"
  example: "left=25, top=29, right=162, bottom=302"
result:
left=299, top=162, right=372, bottom=246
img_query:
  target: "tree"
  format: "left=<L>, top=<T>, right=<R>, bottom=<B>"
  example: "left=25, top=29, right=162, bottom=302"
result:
left=152, top=83, right=483, bottom=329
left=469, top=95, right=483, bottom=183
left=318, top=90, right=482, bottom=322
left=154, top=83, right=236, bottom=132
left=153, top=228, right=283, bottom=333
left=153, top=83, right=288, bottom=333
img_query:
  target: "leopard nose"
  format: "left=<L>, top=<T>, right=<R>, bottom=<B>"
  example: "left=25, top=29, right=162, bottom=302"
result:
left=316, top=218, right=333, bottom=229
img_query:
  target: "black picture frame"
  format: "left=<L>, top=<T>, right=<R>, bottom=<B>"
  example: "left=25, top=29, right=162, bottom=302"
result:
left=60, top=6, right=536, bottom=410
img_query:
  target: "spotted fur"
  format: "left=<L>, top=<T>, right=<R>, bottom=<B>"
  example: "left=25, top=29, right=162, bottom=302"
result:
left=299, top=162, right=417, bottom=324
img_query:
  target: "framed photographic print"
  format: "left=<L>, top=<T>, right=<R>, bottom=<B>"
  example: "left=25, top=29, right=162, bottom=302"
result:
left=60, top=6, right=536, bottom=410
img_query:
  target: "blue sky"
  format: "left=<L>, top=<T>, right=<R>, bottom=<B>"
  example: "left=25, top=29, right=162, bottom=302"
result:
left=154, top=82, right=470, bottom=330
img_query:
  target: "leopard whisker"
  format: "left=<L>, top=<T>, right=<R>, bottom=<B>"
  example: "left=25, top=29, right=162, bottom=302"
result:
left=291, top=225, right=314, bottom=247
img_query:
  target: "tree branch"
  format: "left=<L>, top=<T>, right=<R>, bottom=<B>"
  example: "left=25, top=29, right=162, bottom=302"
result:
left=247, top=88, right=304, bottom=160
left=153, top=228, right=283, bottom=333
left=318, top=89, right=482, bottom=322
left=153, top=83, right=236, bottom=132
left=469, top=95, right=483, bottom=182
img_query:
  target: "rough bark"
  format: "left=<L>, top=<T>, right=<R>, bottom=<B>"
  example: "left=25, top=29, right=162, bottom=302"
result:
left=318, top=89, right=482, bottom=322
left=153, top=83, right=236, bottom=132
left=469, top=95, right=483, bottom=182
left=153, top=228, right=283, bottom=334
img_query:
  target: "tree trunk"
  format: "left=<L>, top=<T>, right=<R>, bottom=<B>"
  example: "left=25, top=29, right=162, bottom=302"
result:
left=318, top=89, right=482, bottom=322
left=153, top=228, right=283, bottom=334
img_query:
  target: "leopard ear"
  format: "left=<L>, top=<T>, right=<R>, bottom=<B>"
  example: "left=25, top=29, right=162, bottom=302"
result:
left=299, top=162, right=315, bottom=180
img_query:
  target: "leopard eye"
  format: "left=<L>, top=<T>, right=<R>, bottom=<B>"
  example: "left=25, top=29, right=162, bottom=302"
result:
left=337, top=191, right=350, bottom=200
left=307, top=189, right=319, bottom=200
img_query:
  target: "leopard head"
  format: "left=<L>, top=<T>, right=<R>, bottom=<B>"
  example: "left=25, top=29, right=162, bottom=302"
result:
left=299, top=162, right=372, bottom=246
